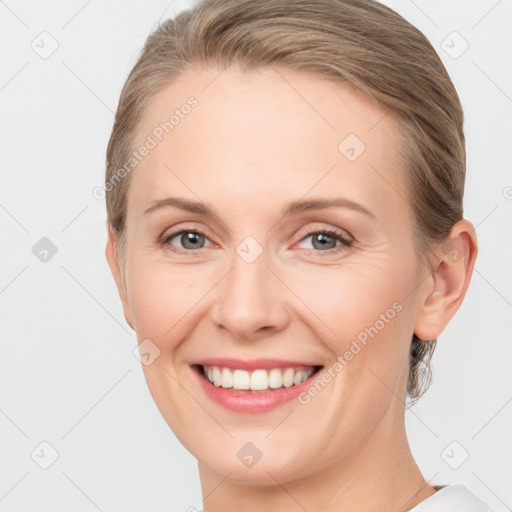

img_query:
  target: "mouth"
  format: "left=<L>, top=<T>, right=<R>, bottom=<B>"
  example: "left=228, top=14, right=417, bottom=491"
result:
left=191, top=363, right=323, bottom=393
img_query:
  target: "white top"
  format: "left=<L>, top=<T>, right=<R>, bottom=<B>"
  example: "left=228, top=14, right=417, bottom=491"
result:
left=409, top=484, right=494, bottom=511
left=195, top=484, right=494, bottom=511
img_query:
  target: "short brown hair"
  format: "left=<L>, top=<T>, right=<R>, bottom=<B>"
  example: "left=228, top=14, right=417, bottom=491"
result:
left=105, top=0, right=465, bottom=403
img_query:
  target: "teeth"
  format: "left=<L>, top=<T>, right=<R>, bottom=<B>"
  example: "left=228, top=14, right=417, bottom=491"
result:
left=268, top=368, right=282, bottom=389
left=283, top=368, right=295, bottom=388
left=212, top=367, right=222, bottom=386
left=293, top=370, right=307, bottom=386
left=202, top=365, right=316, bottom=391
left=250, top=369, right=268, bottom=390
left=221, top=367, right=233, bottom=388
left=233, top=369, right=250, bottom=390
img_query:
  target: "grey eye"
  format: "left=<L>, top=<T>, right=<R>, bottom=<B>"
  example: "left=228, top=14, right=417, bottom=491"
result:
left=310, top=232, right=338, bottom=250
left=167, top=231, right=207, bottom=250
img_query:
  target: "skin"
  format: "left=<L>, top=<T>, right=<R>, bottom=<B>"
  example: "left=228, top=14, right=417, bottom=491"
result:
left=106, top=64, right=477, bottom=511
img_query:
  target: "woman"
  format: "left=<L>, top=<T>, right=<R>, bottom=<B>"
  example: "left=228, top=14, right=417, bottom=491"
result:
left=104, top=0, right=493, bottom=510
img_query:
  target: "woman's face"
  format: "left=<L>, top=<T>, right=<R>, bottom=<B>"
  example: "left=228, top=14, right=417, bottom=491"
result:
left=111, top=65, right=431, bottom=484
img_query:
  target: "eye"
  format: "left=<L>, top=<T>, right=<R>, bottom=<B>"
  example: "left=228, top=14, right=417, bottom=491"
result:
left=295, top=228, right=353, bottom=254
left=162, top=229, right=213, bottom=253
left=160, top=226, right=353, bottom=255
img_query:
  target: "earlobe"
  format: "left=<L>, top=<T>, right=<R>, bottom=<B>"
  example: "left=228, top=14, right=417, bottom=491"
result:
left=413, top=220, right=477, bottom=342
left=105, top=224, right=135, bottom=330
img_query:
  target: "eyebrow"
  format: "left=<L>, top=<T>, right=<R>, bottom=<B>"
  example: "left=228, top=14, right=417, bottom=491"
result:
left=143, top=196, right=376, bottom=220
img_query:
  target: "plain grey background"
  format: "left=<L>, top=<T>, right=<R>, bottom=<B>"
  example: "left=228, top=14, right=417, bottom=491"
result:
left=1, top=0, right=511, bottom=510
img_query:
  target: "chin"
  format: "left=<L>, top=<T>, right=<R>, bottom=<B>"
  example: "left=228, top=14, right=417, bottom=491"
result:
left=196, top=441, right=317, bottom=486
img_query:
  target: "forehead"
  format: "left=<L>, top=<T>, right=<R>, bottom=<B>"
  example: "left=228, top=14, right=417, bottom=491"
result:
left=129, top=64, right=409, bottom=222
left=137, top=64, right=399, bottom=146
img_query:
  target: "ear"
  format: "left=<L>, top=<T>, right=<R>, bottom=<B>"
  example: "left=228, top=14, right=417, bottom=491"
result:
left=413, top=219, right=478, bottom=341
left=105, top=225, right=134, bottom=330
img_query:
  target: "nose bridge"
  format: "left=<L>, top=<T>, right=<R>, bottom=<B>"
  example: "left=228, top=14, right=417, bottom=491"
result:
left=211, top=237, right=287, bottom=337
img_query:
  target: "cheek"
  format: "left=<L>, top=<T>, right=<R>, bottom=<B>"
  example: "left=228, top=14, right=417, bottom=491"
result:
left=281, top=259, right=413, bottom=347
left=277, top=256, right=417, bottom=411
left=127, top=259, right=216, bottom=343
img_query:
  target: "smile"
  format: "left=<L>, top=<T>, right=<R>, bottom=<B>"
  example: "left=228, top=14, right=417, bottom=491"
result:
left=191, top=360, right=323, bottom=413
left=200, top=365, right=318, bottom=392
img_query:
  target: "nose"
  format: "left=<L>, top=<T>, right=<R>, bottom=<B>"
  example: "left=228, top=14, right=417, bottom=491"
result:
left=210, top=245, right=290, bottom=340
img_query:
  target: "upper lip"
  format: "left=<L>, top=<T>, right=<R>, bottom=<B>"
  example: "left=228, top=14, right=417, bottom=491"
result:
left=191, top=358, right=323, bottom=371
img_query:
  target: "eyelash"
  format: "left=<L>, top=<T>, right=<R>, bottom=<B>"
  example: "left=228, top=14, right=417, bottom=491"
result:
left=294, top=228, right=353, bottom=255
left=160, top=226, right=353, bottom=256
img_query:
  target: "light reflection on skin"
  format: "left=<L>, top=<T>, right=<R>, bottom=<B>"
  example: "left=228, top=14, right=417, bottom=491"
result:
left=106, top=64, right=477, bottom=511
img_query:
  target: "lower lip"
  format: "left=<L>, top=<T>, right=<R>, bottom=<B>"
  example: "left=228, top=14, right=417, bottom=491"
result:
left=192, top=365, right=321, bottom=414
